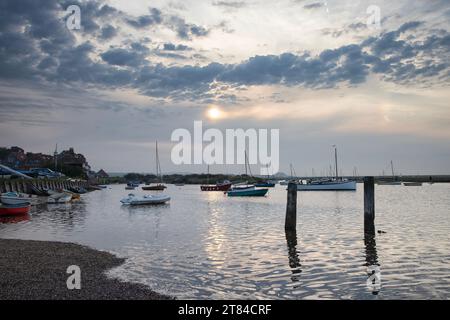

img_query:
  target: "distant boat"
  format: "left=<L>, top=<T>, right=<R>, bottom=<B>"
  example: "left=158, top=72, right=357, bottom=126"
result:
left=255, top=182, right=276, bottom=188
left=142, top=184, right=167, bottom=191
left=297, top=179, right=357, bottom=191
left=120, top=193, right=170, bottom=205
left=201, top=180, right=232, bottom=191
left=227, top=185, right=269, bottom=197
left=296, top=146, right=356, bottom=191
left=226, top=151, right=269, bottom=197
left=125, top=184, right=135, bottom=190
left=200, top=165, right=231, bottom=191
left=403, top=182, right=423, bottom=186
left=0, top=203, right=31, bottom=216
left=378, top=160, right=401, bottom=185
left=143, top=141, right=167, bottom=191
left=174, top=183, right=185, bottom=186
left=47, top=192, right=72, bottom=204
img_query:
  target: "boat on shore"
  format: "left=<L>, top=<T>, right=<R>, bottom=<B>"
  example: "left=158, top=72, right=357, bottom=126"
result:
left=120, top=193, right=170, bottom=205
left=0, top=203, right=31, bottom=216
left=0, top=192, right=35, bottom=205
left=227, top=185, right=269, bottom=197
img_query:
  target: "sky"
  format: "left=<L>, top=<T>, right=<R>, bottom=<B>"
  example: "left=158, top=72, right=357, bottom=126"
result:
left=0, top=0, right=449, bottom=175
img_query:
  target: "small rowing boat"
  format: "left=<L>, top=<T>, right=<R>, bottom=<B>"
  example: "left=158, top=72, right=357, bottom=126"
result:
left=120, top=193, right=170, bottom=205
left=0, top=192, right=36, bottom=205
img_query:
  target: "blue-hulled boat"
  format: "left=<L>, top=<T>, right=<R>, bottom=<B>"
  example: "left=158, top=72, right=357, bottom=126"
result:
left=227, top=185, right=269, bottom=197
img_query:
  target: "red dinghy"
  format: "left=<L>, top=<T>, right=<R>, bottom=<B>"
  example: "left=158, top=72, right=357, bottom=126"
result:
left=0, top=204, right=31, bottom=216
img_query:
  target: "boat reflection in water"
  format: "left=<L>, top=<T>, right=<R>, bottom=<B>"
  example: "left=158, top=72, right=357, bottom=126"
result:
left=0, top=214, right=30, bottom=224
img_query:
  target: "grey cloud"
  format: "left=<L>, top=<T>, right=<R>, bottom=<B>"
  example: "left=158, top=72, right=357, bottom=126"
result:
left=100, top=25, right=118, bottom=40
left=163, top=43, right=192, bottom=51
left=0, top=0, right=448, bottom=102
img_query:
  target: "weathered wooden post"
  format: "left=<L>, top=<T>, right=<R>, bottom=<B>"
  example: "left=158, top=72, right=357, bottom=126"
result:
left=364, top=176, right=375, bottom=235
left=285, top=182, right=297, bottom=231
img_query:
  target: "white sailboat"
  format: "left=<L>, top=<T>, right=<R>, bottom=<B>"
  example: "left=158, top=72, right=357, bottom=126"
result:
left=297, top=146, right=356, bottom=191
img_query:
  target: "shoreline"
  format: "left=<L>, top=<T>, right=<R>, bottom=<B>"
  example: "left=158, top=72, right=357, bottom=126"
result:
left=0, top=238, right=173, bottom=300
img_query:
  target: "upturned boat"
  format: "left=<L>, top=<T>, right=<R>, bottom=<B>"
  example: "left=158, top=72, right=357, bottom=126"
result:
left=120, top=193, right=170, bottom=205
left=0, top=203, right=31, bottom=216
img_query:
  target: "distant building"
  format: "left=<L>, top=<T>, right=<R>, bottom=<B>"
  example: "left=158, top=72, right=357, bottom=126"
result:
left=0, top=146, right=91, bottom=175
left=96, top=169, right=109, bottom=178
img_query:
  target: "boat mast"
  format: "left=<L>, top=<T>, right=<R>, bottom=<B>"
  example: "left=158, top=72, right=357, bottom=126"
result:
left=290, top=163, right=293, bottom=178
left=334, top=145, right=339, bottom=180
left=390, top=160, right=395, bottom=180
left=156, top=141, right=162, bottom=183
left=54, top=143, right=58, bottom=171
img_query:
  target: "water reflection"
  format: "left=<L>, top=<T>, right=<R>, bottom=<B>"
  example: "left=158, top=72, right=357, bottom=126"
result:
left=285, top=230, right=302, bottom=284
left=364, top=233, right=381, bottom=295
left=0, top=214, right=30, bottom=224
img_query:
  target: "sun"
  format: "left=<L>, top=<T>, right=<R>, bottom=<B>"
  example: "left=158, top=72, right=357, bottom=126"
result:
left=207, top=107, right=222, bottom=120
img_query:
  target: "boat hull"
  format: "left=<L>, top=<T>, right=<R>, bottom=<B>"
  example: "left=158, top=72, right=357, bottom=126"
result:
left=1, top=192, right=35, bottom=205
left=403, top=182, right=422, bottom=186
left=227, top=188, right=269, bottom=197
left=297, top=181, right=357, bottom=191
left=0, top=204, right=31, bottom=216
left=255, top=182, right=276, bottom=188
left=201, top=183, right=232, bottom=191
left=142, top=185, right=167, bottom=191
left=121, top=194, right=170, bottom=205
left=377, top=181, right=402, bottom=185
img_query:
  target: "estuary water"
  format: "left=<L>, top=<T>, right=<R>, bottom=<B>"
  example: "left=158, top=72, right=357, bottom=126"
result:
left=1, top=183, right=449, bottom=299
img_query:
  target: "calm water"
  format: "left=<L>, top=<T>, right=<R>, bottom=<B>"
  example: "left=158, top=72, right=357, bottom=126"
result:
left=1, top=184, right=449, bottom=299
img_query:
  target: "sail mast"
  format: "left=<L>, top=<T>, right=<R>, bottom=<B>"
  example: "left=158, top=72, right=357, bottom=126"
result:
left=334, top=145, right=339, bottom=180
left=391, top=160, right=395, bottom=179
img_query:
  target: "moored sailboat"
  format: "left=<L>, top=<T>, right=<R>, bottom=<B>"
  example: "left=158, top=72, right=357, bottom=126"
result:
left=296, top=146, right=356, bottom=191
left=142, top=141, right=167, bottom=191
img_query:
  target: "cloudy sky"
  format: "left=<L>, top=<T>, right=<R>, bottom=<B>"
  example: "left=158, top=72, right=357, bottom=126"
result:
left=0, top=0, right=449, bottom=175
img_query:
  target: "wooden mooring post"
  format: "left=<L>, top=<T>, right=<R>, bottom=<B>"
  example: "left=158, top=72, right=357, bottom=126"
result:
left=364, top=176, right=375, bottom=235
left=285, top=182, right=297, bottom=231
